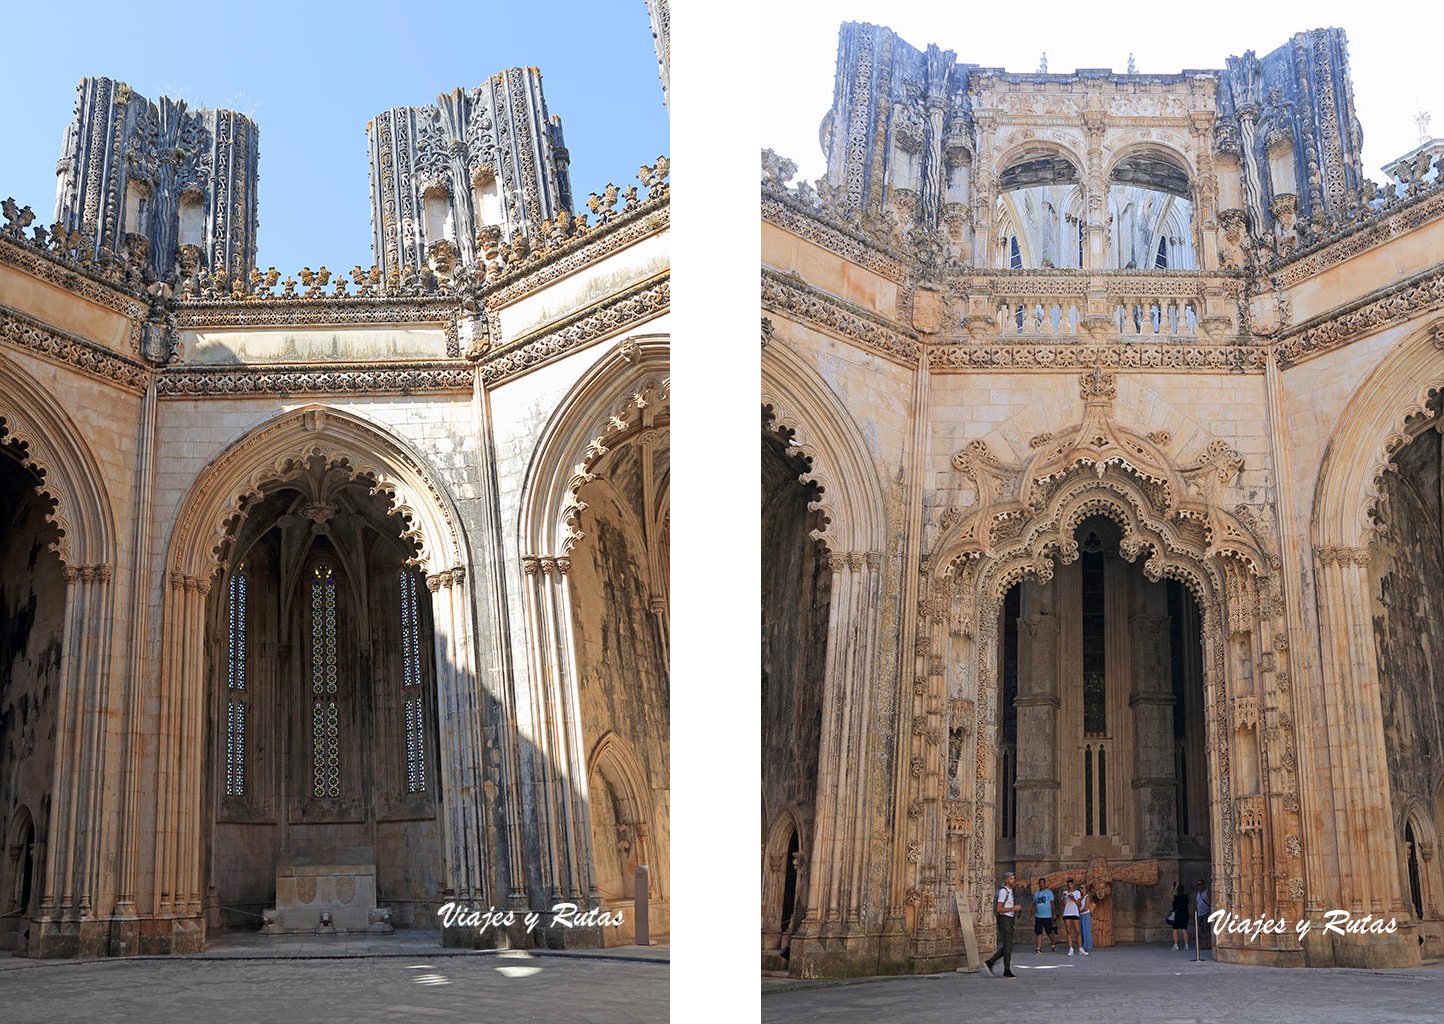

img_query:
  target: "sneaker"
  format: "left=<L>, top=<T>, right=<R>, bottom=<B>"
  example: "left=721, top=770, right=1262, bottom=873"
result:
left=984, top=960, right=995, bottom=976
left=1172, top=943, right=1179, bottom=950
left=1067, top=948, right=1074, bottom=956
left=1003, top=971, right=1017, bottom=978
left=1081, top=949, right=1089, bottom=956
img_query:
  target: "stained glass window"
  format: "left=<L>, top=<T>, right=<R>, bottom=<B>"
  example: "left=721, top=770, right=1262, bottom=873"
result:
left=225, top=701, right=246, bottom=797
left=224, top=568, right=247, bottom=796
left=399, top=570, right=426, bottom=793
left=311, top=562, right=340, bottom=798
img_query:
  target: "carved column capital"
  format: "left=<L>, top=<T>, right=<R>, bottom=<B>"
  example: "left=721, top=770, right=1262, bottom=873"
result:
left=521, top=555, right=541, bottom=576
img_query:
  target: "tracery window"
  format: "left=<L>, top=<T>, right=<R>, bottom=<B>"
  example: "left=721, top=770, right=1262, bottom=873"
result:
left=399, top=568, right=426, bottom=793
left=311, top=562, right=340, bottom=798
left=225, top=567, right=248, bottom=797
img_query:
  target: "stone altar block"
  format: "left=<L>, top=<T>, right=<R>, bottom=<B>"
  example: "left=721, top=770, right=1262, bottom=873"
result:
left=261, top=846, right=393, bottom=935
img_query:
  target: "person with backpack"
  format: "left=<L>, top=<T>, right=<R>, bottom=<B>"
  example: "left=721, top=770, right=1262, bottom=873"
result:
left=983, top=871, right=1021, bottom=977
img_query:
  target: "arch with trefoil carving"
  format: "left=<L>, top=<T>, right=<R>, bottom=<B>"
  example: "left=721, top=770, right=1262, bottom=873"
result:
left=914, top=369, right=1301, bottom=964
left=152, top=404, right=485, bottom=948
left=761, top=334, right=886, bottom=557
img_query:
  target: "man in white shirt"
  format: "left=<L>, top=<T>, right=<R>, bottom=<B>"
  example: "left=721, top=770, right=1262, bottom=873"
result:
left=983, top=871, right=1020, bottom=977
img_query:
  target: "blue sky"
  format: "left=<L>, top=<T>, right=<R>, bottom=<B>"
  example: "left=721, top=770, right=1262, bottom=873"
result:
left=0, top=1, right=668, bottom=273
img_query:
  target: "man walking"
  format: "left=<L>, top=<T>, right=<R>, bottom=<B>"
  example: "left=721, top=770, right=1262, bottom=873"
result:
left=1033, top=877, right=1058, bottom=952
left=984, top=871, right=1020, bottom=977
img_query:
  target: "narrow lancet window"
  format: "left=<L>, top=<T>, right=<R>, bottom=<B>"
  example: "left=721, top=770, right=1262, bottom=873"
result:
left=1082, top=550, right=1107, bottom=735
left=399, top=568, right=426, bottom=793
left=311, top=562, right=340, bottom=798
left=225, top=567, right=247, bottom=796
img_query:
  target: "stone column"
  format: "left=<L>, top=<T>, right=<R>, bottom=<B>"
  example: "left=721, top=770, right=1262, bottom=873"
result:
left=1129, top=585, right=1176, bottom=856
left=517, top=556, right=597, bottom=910
left=1013, top=584, right=1059, bottom=864
left=427, top=567, right=489, bottom=906
left=36, top=564, right=114, bottom=955
left=142, top=571, right=209, bottom=952
left=1313, top=546, right=1419, bottom=966
left=551, top=557, right=599, bottom=907
left=801, top=550, right=880, bottom=933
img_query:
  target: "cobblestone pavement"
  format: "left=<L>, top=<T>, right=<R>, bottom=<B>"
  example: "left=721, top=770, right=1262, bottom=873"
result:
left=0, top=940, right=667, bottom=1023
left=762, top=944, right=1444, bottom=1023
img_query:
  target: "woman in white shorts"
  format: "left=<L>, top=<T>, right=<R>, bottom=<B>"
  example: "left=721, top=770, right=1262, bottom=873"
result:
left=1061, top=878, right=1087, bottom=955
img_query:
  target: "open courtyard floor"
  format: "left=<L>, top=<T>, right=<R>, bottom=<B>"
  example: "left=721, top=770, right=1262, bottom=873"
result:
left=762, top=943, right=1444, bottom=1023
left=0, top=931, right=668, bottom=1024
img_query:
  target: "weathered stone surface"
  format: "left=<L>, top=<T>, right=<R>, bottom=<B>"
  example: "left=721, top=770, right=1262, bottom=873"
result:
left=763, top=20, right=1444, bottom=976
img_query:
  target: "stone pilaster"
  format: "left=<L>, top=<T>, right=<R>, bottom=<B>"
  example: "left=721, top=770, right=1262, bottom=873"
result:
left=426, top=566, right=490, bottom=909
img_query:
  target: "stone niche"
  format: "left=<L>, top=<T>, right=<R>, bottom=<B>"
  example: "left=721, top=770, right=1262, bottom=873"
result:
left=262, top=846, right=393, bottom=935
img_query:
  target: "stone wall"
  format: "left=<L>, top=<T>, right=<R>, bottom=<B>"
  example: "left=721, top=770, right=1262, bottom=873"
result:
left=1374, top=427, right=1444, bottom=864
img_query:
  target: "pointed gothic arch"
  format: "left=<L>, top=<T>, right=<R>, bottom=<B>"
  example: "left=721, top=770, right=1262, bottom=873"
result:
left=761, top=804, right=809, bottom=967
left=149, top=405, right=484, bottom=949
left=1313, top=320, right=1444, bottom=550
left=0, top=355, right=116, bottom=570
left=520, top=334, right=669, bottom=560
left=515, top=332, right=670, bottom=937
left=1307, top=320, right=1444, bottom=937
left=586, top=731, right=654, bottom=900
left=761, top=337, right=886, bottom=555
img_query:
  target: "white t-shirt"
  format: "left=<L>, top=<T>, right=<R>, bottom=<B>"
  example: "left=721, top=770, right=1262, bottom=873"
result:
left=995, top=886, right=1018, bottom=916
left=1062, top=888, right=1082, bottom=917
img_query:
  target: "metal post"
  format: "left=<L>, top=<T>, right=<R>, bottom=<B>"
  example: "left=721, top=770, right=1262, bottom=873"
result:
left=634, top=865, right=650, bottom=946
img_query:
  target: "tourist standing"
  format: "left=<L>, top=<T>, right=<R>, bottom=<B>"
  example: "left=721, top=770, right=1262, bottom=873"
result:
left=1061, top=877, right=1086, bottom=955
left=1033, top=877, right=1058, bottom=952
left=984, top=871, right=1020, bottom=977
left=1079, top=882, right=1095, bottom=953
left=1194, top=879, right=1212, bottom=950
left=1169, top=883, right=1190, bottom=950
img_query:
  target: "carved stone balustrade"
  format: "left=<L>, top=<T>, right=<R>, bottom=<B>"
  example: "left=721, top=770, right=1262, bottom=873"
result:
left=964, top=271, right=1241, bottom=343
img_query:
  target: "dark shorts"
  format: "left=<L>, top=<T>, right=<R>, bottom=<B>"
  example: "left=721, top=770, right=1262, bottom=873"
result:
left=1034, top=917, right=1057, bottom=935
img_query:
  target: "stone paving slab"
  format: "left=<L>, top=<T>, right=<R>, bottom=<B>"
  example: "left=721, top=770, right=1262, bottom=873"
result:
left=0, top=930, right=669, bottom=969
left=0, top=949, right=667, bottom=1023
left=762, top=944, right=1444, bottom=1023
